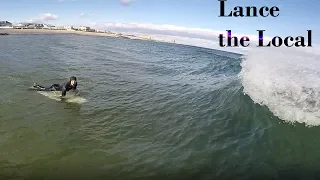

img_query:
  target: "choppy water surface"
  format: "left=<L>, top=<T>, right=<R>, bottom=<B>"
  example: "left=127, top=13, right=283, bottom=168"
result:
left=1, top=34, right=320, bottom=180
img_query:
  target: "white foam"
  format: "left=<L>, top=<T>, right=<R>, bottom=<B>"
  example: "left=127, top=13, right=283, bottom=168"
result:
left=37, top=91, right=87, bottom=104
left=239, top=46, right=320, bottom=126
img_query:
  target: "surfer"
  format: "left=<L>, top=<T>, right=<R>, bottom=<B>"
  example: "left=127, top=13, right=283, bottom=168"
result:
left=32, top=76, right=78, bottom=97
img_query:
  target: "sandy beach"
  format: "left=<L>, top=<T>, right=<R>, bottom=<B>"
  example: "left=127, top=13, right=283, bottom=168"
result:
left=0, top=28, right=173, bottom=43
left=0, top=28, right=119, bottom=37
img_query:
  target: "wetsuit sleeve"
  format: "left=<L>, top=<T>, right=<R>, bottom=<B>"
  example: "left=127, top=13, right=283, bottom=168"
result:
left=61, top=83, right=67, bottom=96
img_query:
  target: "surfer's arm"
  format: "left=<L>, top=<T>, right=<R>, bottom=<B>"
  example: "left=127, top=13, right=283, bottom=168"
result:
left=61, top=83, right=67, bottom=97
left=61, top=87, right=67, bottom=96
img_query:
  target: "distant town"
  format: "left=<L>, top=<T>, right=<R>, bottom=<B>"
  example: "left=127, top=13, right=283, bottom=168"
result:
left=0, top=21, right=176, bottom=43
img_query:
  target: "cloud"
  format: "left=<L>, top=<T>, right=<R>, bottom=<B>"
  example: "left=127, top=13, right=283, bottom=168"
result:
left=98, top=22, right=272, bottom=43
left=40, top=13, right=58, bottom=21
left=89, top=21, right=319, bottom=55
left=120, top=0, right=135, bottom=5
left=26, top=19, right=36, bottom=23
left=89, top=22, right=253, bottom=54
left=57, top=0, right=64, bottom=2
left=79, top=12, right=95, bottom=17
left=26, top=13, right=58, bottom=23
left=89, top=21, right=97, bottom=26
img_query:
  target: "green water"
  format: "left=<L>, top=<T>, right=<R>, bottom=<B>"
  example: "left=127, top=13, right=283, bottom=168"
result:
left=1, top=34, right=320, bottom=180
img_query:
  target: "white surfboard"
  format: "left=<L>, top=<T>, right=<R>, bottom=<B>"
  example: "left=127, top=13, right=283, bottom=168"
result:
left=37, top=91, right=87, bottom=104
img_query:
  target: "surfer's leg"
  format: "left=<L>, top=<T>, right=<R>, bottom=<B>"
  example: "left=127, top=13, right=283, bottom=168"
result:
left=32, top=83, right=46, bottom=91
left=48, top=84, right=61, bottom=91
left=32, top=83, right=62, bottom=91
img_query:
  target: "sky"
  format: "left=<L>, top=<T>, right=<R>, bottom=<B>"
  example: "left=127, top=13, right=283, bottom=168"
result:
left=1, top=0, right=319, bottom=52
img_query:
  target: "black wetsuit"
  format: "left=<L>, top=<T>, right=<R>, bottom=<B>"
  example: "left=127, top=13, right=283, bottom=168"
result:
left=46, top=81, right=78, bottom=96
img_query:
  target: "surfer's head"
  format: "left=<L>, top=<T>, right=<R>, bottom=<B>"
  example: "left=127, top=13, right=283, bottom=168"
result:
left=70, top=76, right=77, bottom=86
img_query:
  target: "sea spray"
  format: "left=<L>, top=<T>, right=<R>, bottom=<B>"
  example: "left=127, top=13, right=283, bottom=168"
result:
left=239, top=46, right=320, bottom=126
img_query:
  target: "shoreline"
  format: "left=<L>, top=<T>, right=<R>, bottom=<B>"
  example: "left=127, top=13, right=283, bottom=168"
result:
left=0, top=28, right=245, bottom=55
left=0, top=28, right=175, bottom=43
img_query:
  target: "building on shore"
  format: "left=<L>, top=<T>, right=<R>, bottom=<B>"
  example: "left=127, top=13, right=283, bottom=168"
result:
left=79, top=26, right=90, bottom=31
left=13, top=23, right=26, bottom=29
left=105, top=31, right=116, bottom=34
left=13, top=23, right=37, bottom=29
left=19, top=23, right=34, bottom=29
left=65, top=26, right=74, bottom=31
left=27, top=23, right=36, bottom=29
left=43, top=24, right=56, bottom=29
left=77, top=26, right=96, bottom=32
left=12, top=22, right=57, bottom=29
left=35, top=24, right=44, bottom=29
left=0, top=21, right=13, bottom=28
left=55, top=26, right=66, bottom=30
left=139, top=34, right=152, bottom=40
left=88, top=28, right=96, bottom=32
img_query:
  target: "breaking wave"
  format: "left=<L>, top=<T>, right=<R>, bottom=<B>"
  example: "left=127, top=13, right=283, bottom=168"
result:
left=240, top=46, right=320, bottom=126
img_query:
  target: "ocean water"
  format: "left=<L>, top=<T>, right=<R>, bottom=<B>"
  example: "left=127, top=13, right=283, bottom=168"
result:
left=1, top=34, right=320, bottom=180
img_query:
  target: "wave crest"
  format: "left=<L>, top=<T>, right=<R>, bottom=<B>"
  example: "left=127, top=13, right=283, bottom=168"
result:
left=239, top=47, right=320, bottom=126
